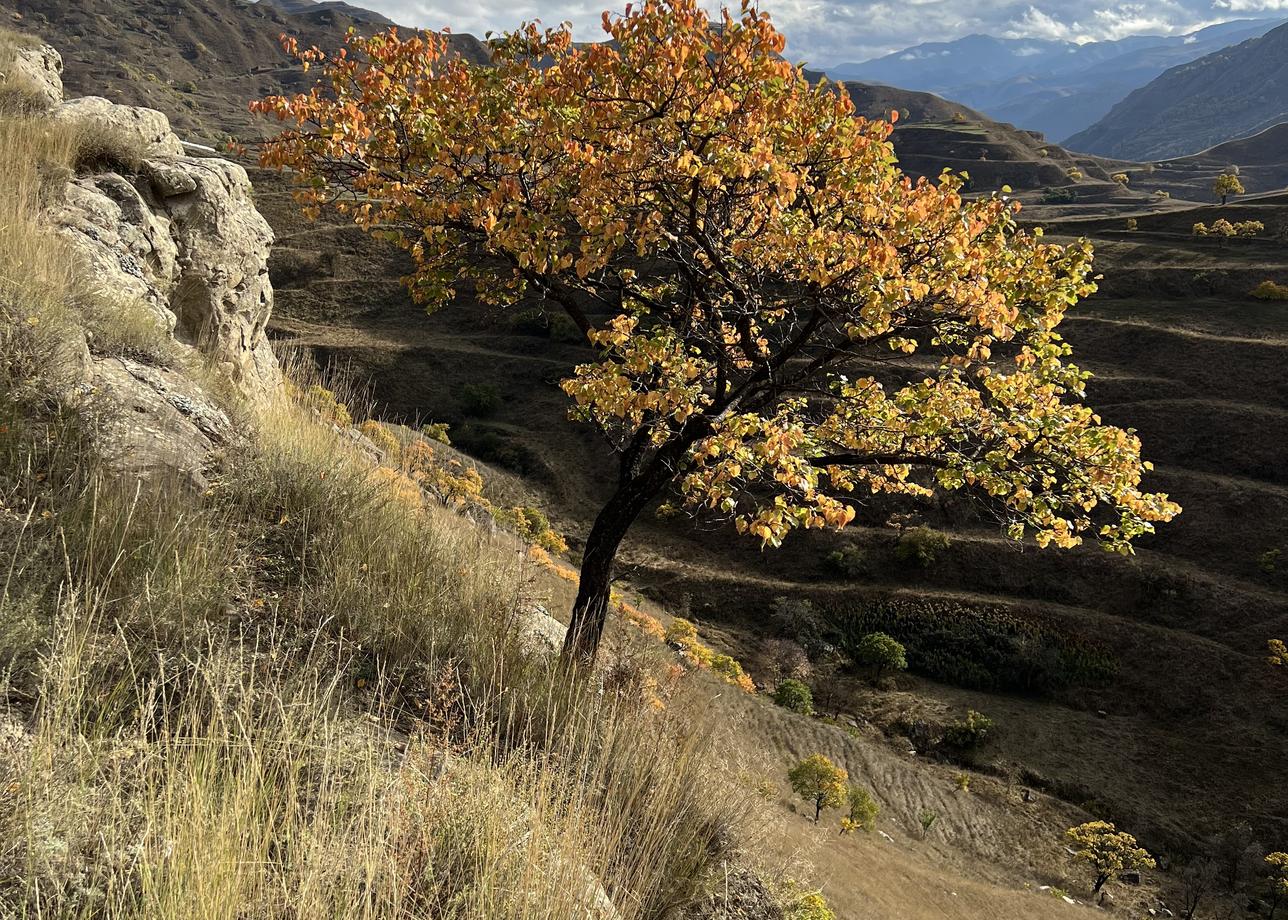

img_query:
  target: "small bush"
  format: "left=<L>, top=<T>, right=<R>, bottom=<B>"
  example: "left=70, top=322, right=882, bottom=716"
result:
left=296, top=383, right=353, bottom=427
left=772, top=678, right=814, bottom=715
left=1153, top=189, right=1170, bottom=199
left=944, top=709, right=995, bottom=748
left=1125, top=218, right=1137, bottom=231
left=895, top=526, right=950, bottom=567
left=420, top=421, right=451, bottom=444
left=459, top=381, right=501, bottom=417
left=1235, top=220, right=1264, bottom=237
left=1111, top=172, right=1129, bottom=184
left=358, top=418, right=401, bottom=456
left=825, top=542, right=867, bottom=577
left=1041, top=187, right=1075, bottom=204
left=919, top=809, right=938, bottom=837
left=1251, top=281, right=1288, bottom=301
left=955, top=772, right=972, bottom=792
left=1193, top=222, right=1209, bottom=236
left=841, top=784, right=879, bottom=833
left=492, top=504, right=568, bottom=554
left=1066, top=168, right=1083, bottom=181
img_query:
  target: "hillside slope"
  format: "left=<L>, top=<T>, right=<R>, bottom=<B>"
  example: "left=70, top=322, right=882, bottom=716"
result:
left=1066, top=21, right=1288, bottom=160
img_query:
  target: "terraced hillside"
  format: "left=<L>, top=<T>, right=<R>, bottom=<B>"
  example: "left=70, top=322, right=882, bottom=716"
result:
left=253, top=149, right=1288, bottom=865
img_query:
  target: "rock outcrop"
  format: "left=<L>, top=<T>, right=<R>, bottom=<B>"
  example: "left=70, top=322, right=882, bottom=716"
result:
left=5, top=41, right=63, bottom=108
left=34, top=43, right=281, bottom=487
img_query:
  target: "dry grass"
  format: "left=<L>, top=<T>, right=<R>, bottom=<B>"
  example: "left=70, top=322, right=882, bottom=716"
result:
left=0, top=104, right=780, bottom=919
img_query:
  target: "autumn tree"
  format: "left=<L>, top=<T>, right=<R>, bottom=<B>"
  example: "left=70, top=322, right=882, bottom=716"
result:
left=840, top=784, right=880, bottom=833
left=1269, top=638, right=1288, bottom=670
left=1214, top=172, right=1245, bottom=205
left=1066, top=821, right=1156, bottom=893
left=1266, top=852, right=1288, bottom=919
left=255, top=0, right=1179, bottom=665
left=788, top=753, right=847, bottom=822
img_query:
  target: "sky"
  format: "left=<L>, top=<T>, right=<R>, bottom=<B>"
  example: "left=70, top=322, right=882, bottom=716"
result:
left=341, top=0, right=1288, bottom=66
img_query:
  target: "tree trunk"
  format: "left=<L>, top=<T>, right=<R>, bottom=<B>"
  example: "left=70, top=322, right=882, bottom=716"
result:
left=560, top=477, right=659, bottom=666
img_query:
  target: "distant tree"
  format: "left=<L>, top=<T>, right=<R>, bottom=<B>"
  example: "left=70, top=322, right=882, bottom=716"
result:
left=852, top=632, right=907, bottom=680
left=943, top=709, right=995, bottom=748
left=256, top=0, right=1180, bottom=666
left=840, top=784, right=880, bottom=833
left=1192, top=222, right=1210, bottom=237
left=789, top=754, right=848, bottom=822
left=1179, top=856, right=1219, bottom=920
left=1269, top=638, right=1288, bottom=669
left=1266, top=852, right=1288, bottom=919
left=773, top=678, right=815, bottom=715
left=1153, top=189, right=1171, bottom=199
left=1111, top=172, right=1129, bottom=185
left=764, top=638, right=812, bottom=687
left=1214, top=172, right=1245, bottom=205
left=1125, top=218, right=1138, bottom=231
left=1066, top=821, right=1156, bottom=893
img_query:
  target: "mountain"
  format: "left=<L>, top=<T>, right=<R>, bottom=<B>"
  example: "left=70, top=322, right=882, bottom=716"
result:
left=1066, top=20, right=1288, bottom=160
left=830, top=20, right=1285, bottom=142
left=258, top=0, right=395, bottom=27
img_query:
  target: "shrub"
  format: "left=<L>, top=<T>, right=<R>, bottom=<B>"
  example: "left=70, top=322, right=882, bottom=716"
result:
left=919, top=809, right=938, bottom=838
left=1111, top=172, right=1129, bottom=184
left=825, top=542, right=867, bottom=578
left=772, top=678, right=814, bottom=715
left=1066, top=168, right=1083, bottom=181
left=788, top=754, right=847, bottom=822
left=895, top=526, right=950, bottom=567
left=459, top=381, right=501, bottom=416
left=1192, top=222, right=1209, bottom=236
left=943, top=709, right=995, bottom=748
left=1235, top=220, right=1264, bottom=237
left=1153, top=189, right=1170, bottom=199
left=1066, top=821, right=1156, bottom=893
left=771, top=595, right=826, bottom=653
left=1250, top=281, right=1288, bottom=301
left=420, top=421, right=451, bottom=444
left=492, top=504, right=568, bottom=554
left=298, top=383, right=353, bottom=427
left=852, top=631, right=907, bottom=680
left=358, top=419, right=401, bottom=456
left=788, top=889, right=836, bottom=920
left=950, top=112, right=966, bottom=123
left=841, top=784, right=879, bottom=833
left=954, top=772, right=972, bottom=792
left=764, top=638, right=811, bottom=686
left=1210, top=218, right=1236, bottom=237
left=1125, top=218, right=1137, bottom=231
left=710, top=653, right=756, bottom=693
left=1041, top=187, right=1075, bottom=204
left=1268, top=639, right=1287, bottom=668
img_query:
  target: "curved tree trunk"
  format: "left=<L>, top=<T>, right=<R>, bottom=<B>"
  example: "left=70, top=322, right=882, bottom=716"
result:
left=561, top=477, right=660, bottom=666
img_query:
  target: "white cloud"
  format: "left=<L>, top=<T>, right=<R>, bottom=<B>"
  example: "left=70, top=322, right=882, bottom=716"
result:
left=342, top=0, right=1284, bottom=67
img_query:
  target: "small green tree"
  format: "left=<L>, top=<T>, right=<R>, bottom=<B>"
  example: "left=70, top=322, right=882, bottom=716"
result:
left=840, top=784, right=880, bottom=833
left=1066, top=821, right=1156, bottom=893
left=788, top=754, right=848, bottom=823
left=895, top=526, right=950, bottom=567
left=853, top=632, right=907, bottom=680
left=773, top=678, right=815, bottom=715
left=1214, top=172, right=1245, bottom=205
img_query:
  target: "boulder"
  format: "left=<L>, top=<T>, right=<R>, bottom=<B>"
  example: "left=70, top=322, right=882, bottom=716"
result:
left=5, top=43, right=63, bottom=108
left=520, top=603, right=568, bottom=654
left=55, top=96, right=185, bottom=157
left=88, top=356, right=233, bottom=492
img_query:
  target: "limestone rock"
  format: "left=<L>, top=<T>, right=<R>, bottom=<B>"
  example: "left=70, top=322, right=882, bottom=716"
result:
left=519, top=603, right=568, bottom=654
left=142, top=157, right=198, bottom=198
left=55, top=96, right=184, bottom=157
left=88, top=356, right=233, bottom=492
left=5, top=43, right=63, bottom=108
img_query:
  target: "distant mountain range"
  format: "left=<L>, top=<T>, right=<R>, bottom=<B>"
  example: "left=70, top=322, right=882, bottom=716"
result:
left=829, top=19, right=1285, bottom=143
left=258, top=0, right=395, bottom=27
left=1066, top=20, right=1288, bottom=161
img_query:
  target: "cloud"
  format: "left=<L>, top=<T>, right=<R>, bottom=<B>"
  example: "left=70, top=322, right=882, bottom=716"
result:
left=339, top=0, right=1283, bottom=67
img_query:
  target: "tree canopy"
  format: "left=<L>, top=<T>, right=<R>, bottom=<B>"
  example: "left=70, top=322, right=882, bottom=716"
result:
left=788, top=754, right=847, bottom=822
left=254, top=0, right=1178, bottom=663
left=1066, top=820, right=1156, bottom=892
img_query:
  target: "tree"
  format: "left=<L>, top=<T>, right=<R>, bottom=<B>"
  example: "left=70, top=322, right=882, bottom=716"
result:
left=840, top=784, right=879, bottom=833
left=772, top=678, right=814, bottom=715
left=1267, top=852, right=1288, bottom=919
left=788, top=754, right=847, bottom=822
left=1065, top=821, right=1156, bottom=893
left=1179, top=856, right=1218, bottom=920
left=256, top=0, right=1179, bottom=666
left=1270, top=638, right=1288, bottom=669
left=1214, top=172, right=1245, bottom=205
left=1112, top=172, right=1129, bottom=185
left=852, top=632, right=907, bottom=680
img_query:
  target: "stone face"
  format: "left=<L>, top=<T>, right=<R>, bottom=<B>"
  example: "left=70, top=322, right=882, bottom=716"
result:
left=7, top=43, right=63, bottom=108
left=55, top=99, right=281, bottom=398
left=88, top=356, right=233, bottom=492
left=55, top=95, right=185, bottom=157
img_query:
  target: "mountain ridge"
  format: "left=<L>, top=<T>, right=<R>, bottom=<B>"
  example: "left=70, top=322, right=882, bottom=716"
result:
left=1066, top=20, right=1288, bottom=160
